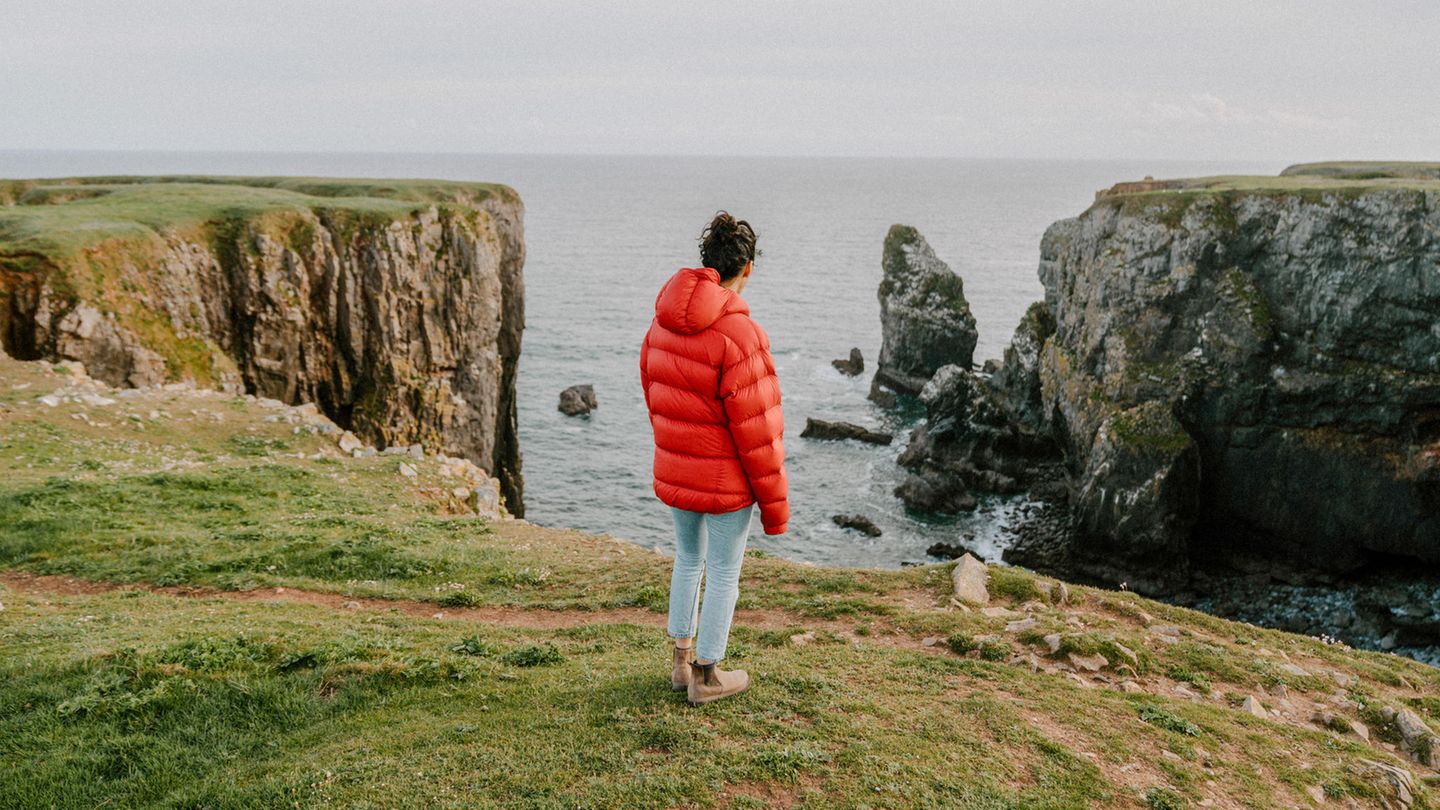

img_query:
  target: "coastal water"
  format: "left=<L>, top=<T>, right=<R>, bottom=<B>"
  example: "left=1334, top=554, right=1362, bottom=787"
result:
left=0, top=151, right=1280, bottom=566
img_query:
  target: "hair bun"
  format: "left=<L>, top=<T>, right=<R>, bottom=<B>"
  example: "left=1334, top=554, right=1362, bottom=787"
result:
left=698, top=211, right=758, bottom=282
left=708, top=211, right=737, bottom=233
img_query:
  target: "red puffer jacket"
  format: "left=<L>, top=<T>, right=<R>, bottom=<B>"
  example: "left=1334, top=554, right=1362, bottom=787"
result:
left=640, top=267, right=789, bottom=534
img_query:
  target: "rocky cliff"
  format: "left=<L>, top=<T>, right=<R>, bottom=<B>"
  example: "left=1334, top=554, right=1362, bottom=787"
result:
left=897, top=163, right=1440, bottom=595
left=1030, top=167, right=1440, bottom=585
left=0, top=176, right=526, bottom=513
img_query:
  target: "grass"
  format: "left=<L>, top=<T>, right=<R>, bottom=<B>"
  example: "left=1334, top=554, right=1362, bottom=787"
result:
left=1, top=353, right=1438, bottom=808
left=1097, top=171, right=1440, bottom=202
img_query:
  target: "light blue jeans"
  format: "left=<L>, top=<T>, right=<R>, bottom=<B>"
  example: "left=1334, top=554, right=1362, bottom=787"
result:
left=667, top=504, right=755, bottom=663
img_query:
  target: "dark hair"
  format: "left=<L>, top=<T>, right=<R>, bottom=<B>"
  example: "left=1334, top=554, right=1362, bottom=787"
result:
left=699, top=211, right=759, bottom=281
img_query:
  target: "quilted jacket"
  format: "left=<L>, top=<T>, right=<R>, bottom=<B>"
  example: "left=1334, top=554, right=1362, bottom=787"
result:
left=640, top=267, right=789, bottom=534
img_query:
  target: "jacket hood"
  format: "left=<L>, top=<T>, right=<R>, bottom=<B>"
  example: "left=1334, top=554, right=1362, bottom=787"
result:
left=654, top=267, right=748, bottom=335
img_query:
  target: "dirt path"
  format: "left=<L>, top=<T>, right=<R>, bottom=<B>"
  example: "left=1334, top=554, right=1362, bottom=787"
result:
left=0, top=570, right=932, bottom=649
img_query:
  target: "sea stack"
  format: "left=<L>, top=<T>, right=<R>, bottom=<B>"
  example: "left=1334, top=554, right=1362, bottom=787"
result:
left=872, top=225, right=978, bottom=401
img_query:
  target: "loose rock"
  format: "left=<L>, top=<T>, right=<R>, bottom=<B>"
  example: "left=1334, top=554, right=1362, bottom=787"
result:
left=1068, top=652, right=1107, bottom=672
left=1241, top=696, right=1268, bottom=719
left=951, top=553, right=989, bottom=605
left=338, top=431, right=363, bottom=454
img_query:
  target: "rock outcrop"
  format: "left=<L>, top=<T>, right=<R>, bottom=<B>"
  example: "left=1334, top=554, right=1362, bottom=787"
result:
left=800, top=418, right=893, bottom=445
left=0, top=176, right=526, bottom=513
left=558, top=384, right=596, bottom=416
left=894, top=362, right=1062, bottom=514
left=832, top=514, right=882, bottom=537
left=831, top=347, right=864, bottom=376
left=919, top=167, right=1440, bottom=594
left=872, top=225, right=977, bottom=399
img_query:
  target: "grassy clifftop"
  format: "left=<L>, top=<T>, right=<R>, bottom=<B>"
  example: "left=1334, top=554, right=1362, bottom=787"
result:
left=0, top=175, right=519, bottom=259
left=2, top=351, right=1438, bottom=808
left=1093, top=163, right=1440, bottom=204
left=1280, top=162, right=1440, bottom=181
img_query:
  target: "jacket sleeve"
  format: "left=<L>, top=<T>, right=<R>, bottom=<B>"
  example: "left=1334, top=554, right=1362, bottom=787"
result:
left=718, top=320, right=790, bottom=534
left=639, top=329, right=652, bottom=410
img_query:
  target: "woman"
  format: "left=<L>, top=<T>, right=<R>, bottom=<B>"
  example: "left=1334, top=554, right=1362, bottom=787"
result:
left=639, top=211, right=790, bottom=706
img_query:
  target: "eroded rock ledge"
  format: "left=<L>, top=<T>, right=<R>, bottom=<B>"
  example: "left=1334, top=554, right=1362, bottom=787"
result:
left=0, top=176, right=526, bottom=513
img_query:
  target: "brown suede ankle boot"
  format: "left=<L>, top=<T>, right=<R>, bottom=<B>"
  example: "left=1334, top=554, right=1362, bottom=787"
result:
left=671, top=643, right=694, bottom=692
left=686, top=660, right=750, bottom=705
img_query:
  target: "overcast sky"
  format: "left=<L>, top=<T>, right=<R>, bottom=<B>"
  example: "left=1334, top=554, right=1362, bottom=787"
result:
left=3, top=1, right=1435, bottom=161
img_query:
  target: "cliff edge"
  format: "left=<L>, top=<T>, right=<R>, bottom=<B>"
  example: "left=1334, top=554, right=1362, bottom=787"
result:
left=0, top=176, right=526, bottom=513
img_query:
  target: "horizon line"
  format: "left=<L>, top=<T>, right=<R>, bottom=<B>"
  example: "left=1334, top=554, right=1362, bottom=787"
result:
left=0, top=147, right=1322, bottom=165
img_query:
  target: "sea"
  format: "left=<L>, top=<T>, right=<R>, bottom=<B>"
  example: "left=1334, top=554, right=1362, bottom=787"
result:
left=0, top=151, right=1282, bottom=567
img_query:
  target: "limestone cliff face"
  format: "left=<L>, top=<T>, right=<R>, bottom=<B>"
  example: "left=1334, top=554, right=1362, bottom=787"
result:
left=1026, top=179, right=1440, bottom=580
left=0, top=177, right=526, bottom=514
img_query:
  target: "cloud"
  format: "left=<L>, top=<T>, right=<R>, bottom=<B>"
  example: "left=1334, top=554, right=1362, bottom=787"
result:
left=1145, top=93, right=1251, bottom=126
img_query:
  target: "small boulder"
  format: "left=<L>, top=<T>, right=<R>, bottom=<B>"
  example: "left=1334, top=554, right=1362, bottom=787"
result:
left=801, top=418, right=892, bottom=445
left=832, top=514, right=882, bottom=537
left=337, top=431, right=363, bottom=454
left=1394, top=708, right=1440, bottom=769
left=468, top=480, right=503, bottom=519
left=1068, top=652, right=1107, bottom=672
left=1007, top=617, right=1038, bottom=634
left=831, top=347, right=864, bottom=376
left=558, top=384, right=597, bottom=416
left=951, top=553, right=989, bottom=605
left=1241, top=696, right=1268, bottom=719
